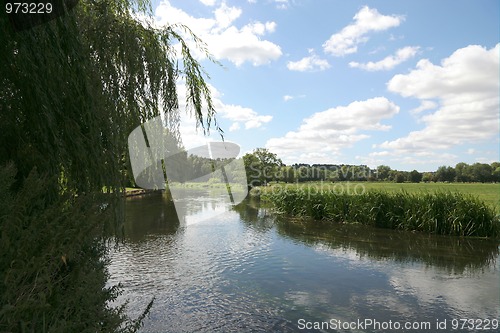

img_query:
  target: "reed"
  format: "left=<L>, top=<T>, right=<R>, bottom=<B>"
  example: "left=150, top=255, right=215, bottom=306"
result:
left=262, top=188, right=500, bottom=238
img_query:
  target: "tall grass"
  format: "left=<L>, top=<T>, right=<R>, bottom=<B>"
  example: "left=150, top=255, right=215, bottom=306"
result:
left=263, top=189, right=500, bottom=238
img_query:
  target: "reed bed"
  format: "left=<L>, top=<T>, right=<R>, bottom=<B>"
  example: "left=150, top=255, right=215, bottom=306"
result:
left=262, top=189, right=500, bottom=238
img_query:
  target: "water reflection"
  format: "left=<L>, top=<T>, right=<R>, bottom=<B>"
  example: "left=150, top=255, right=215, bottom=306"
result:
left=120, top=193, right=179, bottom=242
left=270, top=215, right=500, bottom=323
left=273, top=217, right=499, bottom=274
left=109, top=194, right=500, bottom=332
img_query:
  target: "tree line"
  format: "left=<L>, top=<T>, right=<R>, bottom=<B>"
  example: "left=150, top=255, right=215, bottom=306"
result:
left=241, top=149, right=500, bottom=185
left=133, top=147, right=499, bottom=187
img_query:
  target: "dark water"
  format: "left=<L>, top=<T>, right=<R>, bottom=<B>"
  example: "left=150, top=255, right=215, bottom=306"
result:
left=108, top=191, right=500, bottom=332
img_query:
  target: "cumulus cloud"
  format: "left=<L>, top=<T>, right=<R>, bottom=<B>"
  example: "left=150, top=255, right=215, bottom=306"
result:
left=323, top=6, right=403, bottom=57
left=287, top=49, right=331, bottom=72
left=213, top=2, right=242, bottom=30
left=265, top=97, right=400, bottom=164
left=175, top=82, right=272, bottom=149
left=154, top=1, right=282, bottom=66
left=229, top=123, right=241, bottom=131
left=377, top=44, right=500, bottom=155
left=199, top=0, right=216, bottom=6
left=349, top=46, right=419, bottom=71
left=409, top=100, right=438, bottom=115
left=206, top=26, right=281, bottom=66
left=195, top=84, right=272, bottom=130
left=217, top=103, right=272, bottom=129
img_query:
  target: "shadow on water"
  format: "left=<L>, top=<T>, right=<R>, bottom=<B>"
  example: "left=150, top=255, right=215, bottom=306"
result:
left=236, top=197, right=499, bottom=274
left=120, top=193, right=180, bottom=242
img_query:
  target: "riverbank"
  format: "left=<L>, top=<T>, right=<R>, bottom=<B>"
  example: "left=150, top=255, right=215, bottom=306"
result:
left=124, top=188, right=163, bottom=197
left=261, top=186, right=500, bottom=238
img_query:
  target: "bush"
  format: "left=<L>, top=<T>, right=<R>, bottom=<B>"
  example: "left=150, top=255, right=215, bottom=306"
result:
left=0, top=164, right=150, bottom=333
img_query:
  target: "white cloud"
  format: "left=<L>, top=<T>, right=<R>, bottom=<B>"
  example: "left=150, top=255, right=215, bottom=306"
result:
left=217, top=103, right=272, bottom=129
left=229, top=122, right=240, bottom=131
left=349, top=46, right=419, bottom=71
left=409, top=100, right=438, bottom=115
left=378, top=44, right=500, bottom=155
left=200, top=84, right=272, bottom=129
left=199, top=0, right=216, bottom=6
left=207, top=25, right=281, bottom=66
left=213, top=2, right=242, bottom=30
left=275, top=0, right=289, bottom=10
left=242, top=21, right=277, bottom=35
left=266, top=97, right=400, bottom=164
left=174, top=82, right=272, bottom=149
left=323, top=6, right=403, bottom=57
left=283, top=94, right=305, bottom=102
left=287, top=49, right=331, bottom=72
left=154, top=1, right=282, bottom=67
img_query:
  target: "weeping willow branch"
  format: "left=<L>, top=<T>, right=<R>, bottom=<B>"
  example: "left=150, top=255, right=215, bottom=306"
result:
left=0, top=1, right=222, bottom=331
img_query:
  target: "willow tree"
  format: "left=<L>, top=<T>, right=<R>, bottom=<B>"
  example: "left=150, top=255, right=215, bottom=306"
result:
left=0, top=1, right=219, bottom=331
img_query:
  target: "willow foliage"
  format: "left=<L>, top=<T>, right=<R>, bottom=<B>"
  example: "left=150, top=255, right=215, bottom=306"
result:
left=1, top=0, right=220, bottom=193
left=0, top=1, right=219, bottom=331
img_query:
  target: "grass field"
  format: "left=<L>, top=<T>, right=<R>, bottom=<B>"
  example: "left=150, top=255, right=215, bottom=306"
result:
left=263, top=181, right=500, bottom=212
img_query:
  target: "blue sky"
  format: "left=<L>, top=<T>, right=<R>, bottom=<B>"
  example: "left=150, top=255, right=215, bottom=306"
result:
left=149, top=0, right=499, bottom=171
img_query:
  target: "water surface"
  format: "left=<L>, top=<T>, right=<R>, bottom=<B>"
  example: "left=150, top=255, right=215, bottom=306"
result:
left=108, top=191, right=499, bottom=332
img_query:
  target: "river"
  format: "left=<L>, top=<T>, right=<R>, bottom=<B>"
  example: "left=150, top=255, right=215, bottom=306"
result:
left=107, top=190, right=499, bottom=332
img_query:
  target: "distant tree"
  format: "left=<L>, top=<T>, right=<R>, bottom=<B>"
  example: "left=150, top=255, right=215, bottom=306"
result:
left=435, top=166, right=456, bottom=182
left=422, top=172, right=434, bottom=182
left=470, top=163, right=493, bottom=183
left=394, top=172, right=406, bottom=183
left=243, top=148, right=283, bottom=186
left=388, top=169, right=399, bottom=182
left=492, top=162, right=500, bottom=182
left=296, top=166, right=310, bottom=182
left=408, top=170, right=423, bottom=183
left=492, top=167, right=500, bottom=182
left=377, top=165, right=391, bottom=181
left=281, top=166, right=296, bottom=183
left=491, top=162, right=500, bottom=171
left=455, top=162, right=472, bottom=182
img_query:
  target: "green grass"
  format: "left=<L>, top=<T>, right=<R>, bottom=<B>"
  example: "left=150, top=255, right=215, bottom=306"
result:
left=261, top=183, right=500, bottom=238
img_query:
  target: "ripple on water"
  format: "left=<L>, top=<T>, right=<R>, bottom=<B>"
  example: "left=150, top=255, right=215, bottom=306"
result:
left=108, top=195, right=500, bottom=332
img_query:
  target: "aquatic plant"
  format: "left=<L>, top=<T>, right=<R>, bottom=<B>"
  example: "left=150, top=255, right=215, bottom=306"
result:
left=263, top=189, right=500, bottom=238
